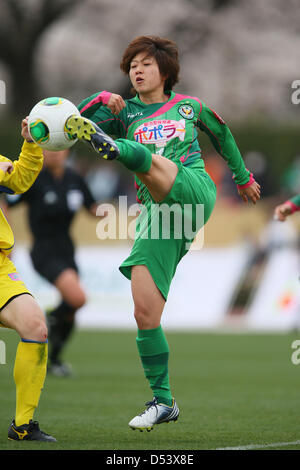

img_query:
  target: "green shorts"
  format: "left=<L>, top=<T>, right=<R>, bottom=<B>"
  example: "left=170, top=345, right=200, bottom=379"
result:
left=119, top=160, right=217, bottom=300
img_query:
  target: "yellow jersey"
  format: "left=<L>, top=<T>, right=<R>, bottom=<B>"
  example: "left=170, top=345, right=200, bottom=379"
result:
left=0, top=141, right=43, bottom=254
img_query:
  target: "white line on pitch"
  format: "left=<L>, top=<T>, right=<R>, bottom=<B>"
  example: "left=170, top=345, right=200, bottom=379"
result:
left=216, top=440, right=300, bottom=450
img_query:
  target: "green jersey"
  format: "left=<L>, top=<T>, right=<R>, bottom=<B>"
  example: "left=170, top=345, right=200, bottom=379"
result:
left=78, top=90, right=250, bottom=186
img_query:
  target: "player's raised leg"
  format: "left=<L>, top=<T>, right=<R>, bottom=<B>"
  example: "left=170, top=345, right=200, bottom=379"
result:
left=66, top=116, right=178, bottom=202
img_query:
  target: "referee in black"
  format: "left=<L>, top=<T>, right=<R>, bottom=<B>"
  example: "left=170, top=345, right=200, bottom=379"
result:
left=4, top=149, right=100, bottom=376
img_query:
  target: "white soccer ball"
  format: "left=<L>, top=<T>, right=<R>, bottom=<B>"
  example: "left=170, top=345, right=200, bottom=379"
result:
left=28, top=97, right=80, bottom=151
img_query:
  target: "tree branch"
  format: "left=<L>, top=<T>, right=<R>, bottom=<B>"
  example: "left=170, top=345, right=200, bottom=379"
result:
left=28, top=0, right=82, bottom=44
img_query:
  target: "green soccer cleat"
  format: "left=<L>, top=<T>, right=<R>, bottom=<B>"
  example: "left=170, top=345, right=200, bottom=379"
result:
left=129, top=398, right=179, bottom=432
left=8, top=419, right=57, bottom=442
left=66, top=115, right=119, bottom=160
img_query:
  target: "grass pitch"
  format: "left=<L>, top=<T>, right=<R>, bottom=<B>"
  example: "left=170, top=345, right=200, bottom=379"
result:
left=0, top=329, right=300, bottom=450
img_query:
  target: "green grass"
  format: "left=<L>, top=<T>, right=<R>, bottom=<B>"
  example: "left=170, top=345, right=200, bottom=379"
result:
left=1, top=329, right=300, bottom=450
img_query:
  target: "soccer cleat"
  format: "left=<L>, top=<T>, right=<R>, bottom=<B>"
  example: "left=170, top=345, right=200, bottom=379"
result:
left=8, top=419, right=57, bottom=442
left=128, top=398, right=179, bottom=432
left=66, top=115, right=120, bottom=160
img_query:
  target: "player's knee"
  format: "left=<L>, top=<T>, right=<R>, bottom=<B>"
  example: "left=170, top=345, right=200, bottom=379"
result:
left=24, top=316, right=48, bottom=343
left=134, top=303, right=152, bottom=328
left=36, top=322, right=48, bottom=343
left=68, top=291, right=86, bottom=310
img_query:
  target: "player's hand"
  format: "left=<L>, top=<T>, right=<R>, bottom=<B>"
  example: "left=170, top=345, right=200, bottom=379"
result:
left=238, top=181, right=261, bottom=204
left=21, top=117, right=33, bottom=142
left=274, top=202, right=293, bottom=221
left=107, top=93, right=126, bottom=115
left=0, top=161, right=13, bottom=174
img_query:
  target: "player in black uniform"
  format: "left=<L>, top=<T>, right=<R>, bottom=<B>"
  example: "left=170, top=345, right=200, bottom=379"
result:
left=4, top=149, right=99, bottom=376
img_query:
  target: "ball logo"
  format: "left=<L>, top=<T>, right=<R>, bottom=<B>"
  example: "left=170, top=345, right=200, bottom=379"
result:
left=42, top=97, right=64, bottom=106
left=178, top=104, right=195, bottom=120
left=29, top=119, right=49, bottom=144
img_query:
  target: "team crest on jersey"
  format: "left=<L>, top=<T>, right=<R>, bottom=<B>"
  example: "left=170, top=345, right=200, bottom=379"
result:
left=178, top=104, right=194, bottom=120
left=134, top=119, right=186, bottom=147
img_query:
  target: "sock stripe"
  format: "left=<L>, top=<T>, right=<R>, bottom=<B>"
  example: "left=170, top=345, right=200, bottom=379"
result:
left=140, top=351, right=169, bottom=365
left=21, top=338, right=48, bottom=344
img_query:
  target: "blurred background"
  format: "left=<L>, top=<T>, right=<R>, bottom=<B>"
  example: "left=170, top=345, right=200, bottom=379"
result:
left=0, top=0, right=299, bottom=331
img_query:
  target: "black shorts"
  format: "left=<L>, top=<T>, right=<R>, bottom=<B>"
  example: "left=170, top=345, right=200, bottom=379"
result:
left=30, top=238, right=78, bottom=284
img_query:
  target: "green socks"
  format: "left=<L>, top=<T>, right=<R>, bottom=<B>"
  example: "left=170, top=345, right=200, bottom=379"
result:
left=115, top=139, right=152, bottom=173
left=136, top=326, right=173, bottom=406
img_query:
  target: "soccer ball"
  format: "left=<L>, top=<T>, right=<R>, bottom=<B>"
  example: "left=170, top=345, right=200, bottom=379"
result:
left=28, top=97, right=80, bottom=151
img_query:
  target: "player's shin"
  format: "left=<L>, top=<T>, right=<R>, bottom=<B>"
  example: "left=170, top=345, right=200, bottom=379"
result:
left=115, top=139, right=152, bottom=173
left=13, top=339, right=48, bottom=426
left=136, top=325, right=173, bottom=406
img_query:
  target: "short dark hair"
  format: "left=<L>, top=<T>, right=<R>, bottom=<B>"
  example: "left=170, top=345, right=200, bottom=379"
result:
left=120, top=35, right=180, bottom=92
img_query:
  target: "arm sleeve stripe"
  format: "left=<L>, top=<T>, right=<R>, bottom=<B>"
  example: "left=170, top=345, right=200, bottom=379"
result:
left=80, top=91, right=112, bottom=115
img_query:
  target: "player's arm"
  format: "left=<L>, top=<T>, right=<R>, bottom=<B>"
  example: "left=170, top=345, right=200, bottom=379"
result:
left=78, top=91, right=127, bottom=137
left=0, top=118, right=43, bottom=195
left=197, top=102, right=260, bottom=204
left=274, top=195, right=300, bottom=221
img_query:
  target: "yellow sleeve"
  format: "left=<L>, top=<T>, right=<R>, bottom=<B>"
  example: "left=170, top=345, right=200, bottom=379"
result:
left=0, top=168, right=5, bottom=182
left=0, top=140, right=43, bottom=194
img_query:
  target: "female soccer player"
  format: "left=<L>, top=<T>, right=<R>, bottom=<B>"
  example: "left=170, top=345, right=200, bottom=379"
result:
left=67, top=35, right=261, bottom=431
left=274, top=195, right=300, bottom=221
left=0, top=118, right=56, bottom=441
left=4, top=149, right=99, bottom=376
